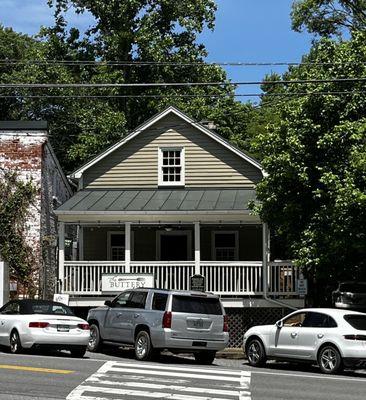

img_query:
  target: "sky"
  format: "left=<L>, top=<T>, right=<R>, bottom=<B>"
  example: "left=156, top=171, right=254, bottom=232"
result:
left=0, top=0, right=314, bottom=103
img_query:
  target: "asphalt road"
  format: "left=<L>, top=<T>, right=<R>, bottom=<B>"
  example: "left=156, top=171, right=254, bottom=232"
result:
left=0, top=347, right=365, bottom=400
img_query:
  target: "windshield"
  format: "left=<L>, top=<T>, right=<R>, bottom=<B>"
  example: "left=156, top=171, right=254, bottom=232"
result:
left=339, top=283, right=366, bottom=293
left=344, top=315, right=366, bottom=330
left=24, top=301, right=74, bottom=316
left=172, top=295, right=222, bottom=315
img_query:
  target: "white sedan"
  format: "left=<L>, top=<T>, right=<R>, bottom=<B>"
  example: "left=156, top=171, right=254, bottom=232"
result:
left=243, top=308, right=366, bottom=374
left=0, top=299, right=90, bottom=357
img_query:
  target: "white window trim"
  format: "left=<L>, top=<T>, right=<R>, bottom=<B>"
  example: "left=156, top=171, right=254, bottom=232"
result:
left=156, top=230, right=192, bottom=261
left=107, top=230, right=134, bottom=261
left=211, top=230, right=239, bottom=261
left=158, top=147, right=185, bottom=187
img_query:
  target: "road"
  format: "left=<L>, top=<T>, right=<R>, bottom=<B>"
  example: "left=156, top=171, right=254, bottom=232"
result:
left=0, top=347, right=365, bottom=400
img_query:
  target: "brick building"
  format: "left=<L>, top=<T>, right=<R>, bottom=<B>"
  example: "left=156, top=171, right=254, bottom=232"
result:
left=0, top=121, right=72, bottom=299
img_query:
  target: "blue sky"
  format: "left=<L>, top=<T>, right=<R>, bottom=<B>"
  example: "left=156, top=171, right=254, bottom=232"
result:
left=0, top=0, right=313, bottom=103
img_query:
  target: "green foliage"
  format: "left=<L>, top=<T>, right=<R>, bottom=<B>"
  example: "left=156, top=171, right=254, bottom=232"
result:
left=291, top=0, right=366, bottom=37
left=253, top=33, right=366, bottom=302
left=0, top=1, right=255, bottom=173
left=0, top=170, right=37, bottom=296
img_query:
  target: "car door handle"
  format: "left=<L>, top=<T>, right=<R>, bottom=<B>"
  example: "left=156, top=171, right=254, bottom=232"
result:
left=134, top=313, right=140, bottom=318
left=117, top=313, right=123, bottom=317
left=291, top=332, right=298, bottom=338
left=317, top=334, right=324, bottom=339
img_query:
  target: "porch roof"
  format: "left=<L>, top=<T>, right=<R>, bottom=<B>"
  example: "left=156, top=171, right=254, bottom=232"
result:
left=55, top=188, right=256, bottom=214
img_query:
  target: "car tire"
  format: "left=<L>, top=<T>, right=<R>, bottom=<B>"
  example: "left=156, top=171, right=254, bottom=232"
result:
left=10, top=330, right=22, bottom=354
left=246, top=338, right=267, bottom=367
left=70, top=346, right=87, bottom=358
left=135, top=330, right=153, bottom=361
left=88, top=324, right=103, bottom=352
left=194, top=351, right=216, bottom=365
left=318, top=345, right=343, bottom=374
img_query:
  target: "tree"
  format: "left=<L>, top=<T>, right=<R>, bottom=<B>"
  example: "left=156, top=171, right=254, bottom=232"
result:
left=291, top=0, right=366, bottom=37
left=253, top=32, right=366, bottom=305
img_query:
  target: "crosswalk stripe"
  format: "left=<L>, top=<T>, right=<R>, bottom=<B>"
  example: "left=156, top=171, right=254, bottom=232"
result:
left=86, top=375, right=240, bottom=396
left=70, top=385, right=235, bottom=400
left=104, top=361, right=246, bottom=376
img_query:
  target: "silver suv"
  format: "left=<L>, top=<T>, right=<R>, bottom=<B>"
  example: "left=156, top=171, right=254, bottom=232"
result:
left=87, top=288, right=229, bottom=364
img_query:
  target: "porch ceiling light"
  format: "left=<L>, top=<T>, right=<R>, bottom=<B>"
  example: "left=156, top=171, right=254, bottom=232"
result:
left=164, top=227, right=173, bottom=232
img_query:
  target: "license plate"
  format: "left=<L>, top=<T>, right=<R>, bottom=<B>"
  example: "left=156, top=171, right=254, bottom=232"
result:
left=57, top=325, right=70, bottom=332
left=193, top=319, right=204, bottom=328
left=192, top=341, right=207, bottom=347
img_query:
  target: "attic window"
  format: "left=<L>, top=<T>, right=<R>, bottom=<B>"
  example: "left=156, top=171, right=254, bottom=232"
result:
left=158, top=147, right=185, bottom=186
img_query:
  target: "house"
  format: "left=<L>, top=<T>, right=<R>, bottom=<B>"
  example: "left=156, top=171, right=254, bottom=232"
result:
left=55, top=107, right=303, bottom=346
left=0, top=121, right=72, bottom=301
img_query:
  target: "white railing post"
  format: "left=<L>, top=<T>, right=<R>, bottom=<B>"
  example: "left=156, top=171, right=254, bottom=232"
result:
left=194, top=222, right=200, bottom=275
left=125, top=222, right=131, bottom=273
left=58, top=222, right=65, bottom=292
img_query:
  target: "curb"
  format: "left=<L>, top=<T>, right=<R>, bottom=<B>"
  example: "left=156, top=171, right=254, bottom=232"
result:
left=216, top=348, right=245, bottom=360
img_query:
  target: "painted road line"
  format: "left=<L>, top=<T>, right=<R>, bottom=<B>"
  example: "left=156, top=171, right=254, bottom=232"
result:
left=105, top=361, right=246, bottom=376
left=0, top=364, right=74, bottom=374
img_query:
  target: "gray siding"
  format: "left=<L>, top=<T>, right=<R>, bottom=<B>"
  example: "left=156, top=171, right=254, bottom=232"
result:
left=83, top=114, right=262, bottom=189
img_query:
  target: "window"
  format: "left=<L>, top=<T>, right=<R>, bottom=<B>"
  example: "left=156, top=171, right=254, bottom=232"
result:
left=172, top=296, right=222, bottom=315
left=344, top=315, right=366, bottom=330
left=302, top=312, right=337, bottom=328
left=0, top=302, right=19, bottom=315
left=107, top=232, right=125, bottom=261
left=127, top=291, right=147, bottom=309
left=212, top=231, right=238, bottom=261
left=152, top=293, right=168, bottom=311
left=113, top=291, right=131, bottom=307
left=158, top=147, right=185, bottom=186
left=283, top=312, right=307, bottom=327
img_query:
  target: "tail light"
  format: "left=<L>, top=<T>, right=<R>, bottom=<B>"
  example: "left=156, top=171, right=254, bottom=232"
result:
left=162, top=311, right=172, bottom=329
left=223, top=315, right=229, bottom=332
left=29, top=322, right=49, bottom=328
left=344, top=334, right=366, bottom=341
left=78, top=324, right=90, bottom=330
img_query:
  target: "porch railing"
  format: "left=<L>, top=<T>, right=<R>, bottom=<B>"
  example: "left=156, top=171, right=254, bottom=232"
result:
left=62, top=260, right=299, bottom=296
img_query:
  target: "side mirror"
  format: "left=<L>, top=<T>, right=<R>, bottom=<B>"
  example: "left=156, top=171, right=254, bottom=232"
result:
left=276, top=320, right=283, bottom=329
left=104, top=300, right=112, bottom=307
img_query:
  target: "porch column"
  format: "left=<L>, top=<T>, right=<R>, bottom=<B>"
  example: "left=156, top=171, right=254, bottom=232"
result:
left=58, top=222, right=65, bottom=292
left=78, top=225, right=84, bottom=261
left=194, top=222, right=200, bottom=275
left=262, top=222, right=270, bottom=293
left=125, top=222, right=131, bottom=273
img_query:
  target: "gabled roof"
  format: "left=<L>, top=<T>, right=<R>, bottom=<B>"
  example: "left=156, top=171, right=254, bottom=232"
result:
left=70, top=106, right=264, bottom=179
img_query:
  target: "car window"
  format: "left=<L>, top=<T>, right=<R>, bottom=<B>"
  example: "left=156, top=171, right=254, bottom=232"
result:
left=25, top=302, right=74, bottom=316
left=172, top=296, right=222, bottom=315
left=113, top=292, right=131, bottom=307
left=302, top=312, right=337, bottom=328
left=0, top=302, right=19, bottom=315
left=283, top=312, right=306, bottom=327
left=152, top=293, right=168, bottom=311
left=339, top=283, right=366, bottom=293
left=344, top=315, right=366, bottom=330
left=127, top=291, right=147, bottom=309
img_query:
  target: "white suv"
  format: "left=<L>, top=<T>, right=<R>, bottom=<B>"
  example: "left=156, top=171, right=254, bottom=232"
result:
left=243, top=308, right=366, bottom=374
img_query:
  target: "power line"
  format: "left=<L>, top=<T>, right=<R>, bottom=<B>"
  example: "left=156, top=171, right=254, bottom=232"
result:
left=0, top=77, right=365, bottom=89
left=1, top=59, right=366, bottom=67
left=0, top=90, right=365, bottom=99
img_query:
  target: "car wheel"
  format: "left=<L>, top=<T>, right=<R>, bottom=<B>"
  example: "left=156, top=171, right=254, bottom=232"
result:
left=88, top=324, right=103, bottom=352
left=194, top=351, right=216, bottom=365
left=246, top=338, right=266, bottom=367
left=135, top=330, right=153, bottom=361
left=70, top=346, right=87, bottom=358
left=318, top=345, right=343, bottom=374
left=10, top=330, right=22, bottom=354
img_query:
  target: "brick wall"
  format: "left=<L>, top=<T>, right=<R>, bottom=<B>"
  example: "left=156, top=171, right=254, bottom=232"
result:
left=0, top=128, right=72, bottom=299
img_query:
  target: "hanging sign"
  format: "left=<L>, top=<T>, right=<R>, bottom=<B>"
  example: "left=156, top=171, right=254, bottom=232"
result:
left=190, top=274, right=206, bottom=292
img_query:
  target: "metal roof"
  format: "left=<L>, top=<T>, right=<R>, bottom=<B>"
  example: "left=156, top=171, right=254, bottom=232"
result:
left=56, top=188, right=256, bottom=214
